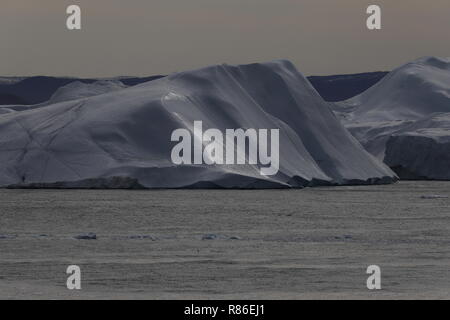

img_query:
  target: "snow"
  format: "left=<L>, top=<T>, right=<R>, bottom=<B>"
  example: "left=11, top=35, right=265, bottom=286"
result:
left=0, top=80, right=126, bottom=113
left=48, top=80, right=127, bottom=104
left=0, top=77, right=25, bottom=85
left=334, top=57, right=450, bottom=180
left=341, top=57, right=450, bottom=122
left=0, top=60, right=396, bottom=188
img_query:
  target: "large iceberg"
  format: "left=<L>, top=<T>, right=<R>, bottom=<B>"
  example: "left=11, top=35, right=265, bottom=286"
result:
left=0, top=60, right=396, bottom=189
left=334, top=57, right=450, bottom=180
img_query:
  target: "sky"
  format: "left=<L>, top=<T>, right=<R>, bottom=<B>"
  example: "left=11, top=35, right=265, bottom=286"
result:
left=1, top=0, right=449, bottom=77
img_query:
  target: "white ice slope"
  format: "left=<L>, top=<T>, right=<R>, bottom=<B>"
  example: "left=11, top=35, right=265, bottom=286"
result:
left=336, top=57, right=450, bottom=180
left=0, top=60, right=396, bottom=188
left=48, top=80, right=127, bottom=104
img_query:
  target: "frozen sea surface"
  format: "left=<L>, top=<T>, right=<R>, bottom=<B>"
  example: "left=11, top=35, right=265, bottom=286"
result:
left=0, top=181, right=449, bottom=299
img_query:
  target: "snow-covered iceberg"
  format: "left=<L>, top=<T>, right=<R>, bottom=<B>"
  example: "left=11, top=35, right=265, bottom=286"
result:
left=335, top=57, right=450, bottom=180
left=0, top=80, right=127, bottom=114
left=48, top=80, right=127, bottom=104
left=0, top=76, right=164, bottom=106
left=0, top=60, right=396, bottom=189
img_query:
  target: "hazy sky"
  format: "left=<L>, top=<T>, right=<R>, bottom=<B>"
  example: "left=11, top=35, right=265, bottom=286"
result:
left=1, top=0, right=449, bottom=77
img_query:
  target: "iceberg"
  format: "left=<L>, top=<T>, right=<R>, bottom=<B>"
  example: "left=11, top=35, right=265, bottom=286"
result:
left=48, top=80, right=128, bottom=104
left=335, top=57, right=450, bottom=180
left=74, top=233, right=97, bottom=240
left=0, top=60, right=396, bottom=188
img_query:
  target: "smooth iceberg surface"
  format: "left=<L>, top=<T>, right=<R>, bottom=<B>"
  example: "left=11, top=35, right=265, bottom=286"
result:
left=48, top=80, right=128, bottom=104
left=335, top=57, right=450, bottom=180
left=0, top=60, right=396, bottom=188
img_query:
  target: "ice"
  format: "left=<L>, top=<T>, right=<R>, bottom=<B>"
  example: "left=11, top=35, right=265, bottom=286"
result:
left=201, top=234, right=219, bottom=240
left=48, top=80, right=127, bottom=104
left=0, top=60, right=396, bottom=188
left=126, top=235, right=158, bottom=241
left=201, top=234, right=241, bottom=240
left=0, top=76, right=165, bottom=106
left=74, top=233, right=97, bottom=240
left=0, top=234, right=17, bottom=240
left=420, top=195, right=448, bottom=199
left=334, top=57, right=450, bottom=180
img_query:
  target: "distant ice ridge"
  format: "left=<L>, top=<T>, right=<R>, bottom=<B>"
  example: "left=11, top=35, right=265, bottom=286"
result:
left=0, top=60, right=396, bottom=189
left=48, top=80, right=127, bottom=104
left=0, top=77, right=25, bottom=85
left=0, top=80, right=127, bottom=115
left=334, top=57, right=450, bottom=180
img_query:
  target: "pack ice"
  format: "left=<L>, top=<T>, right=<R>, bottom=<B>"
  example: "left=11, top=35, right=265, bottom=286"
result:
left=335, top=57, right=450, bottom=180
left=0, top=60, right=396, bottom=189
